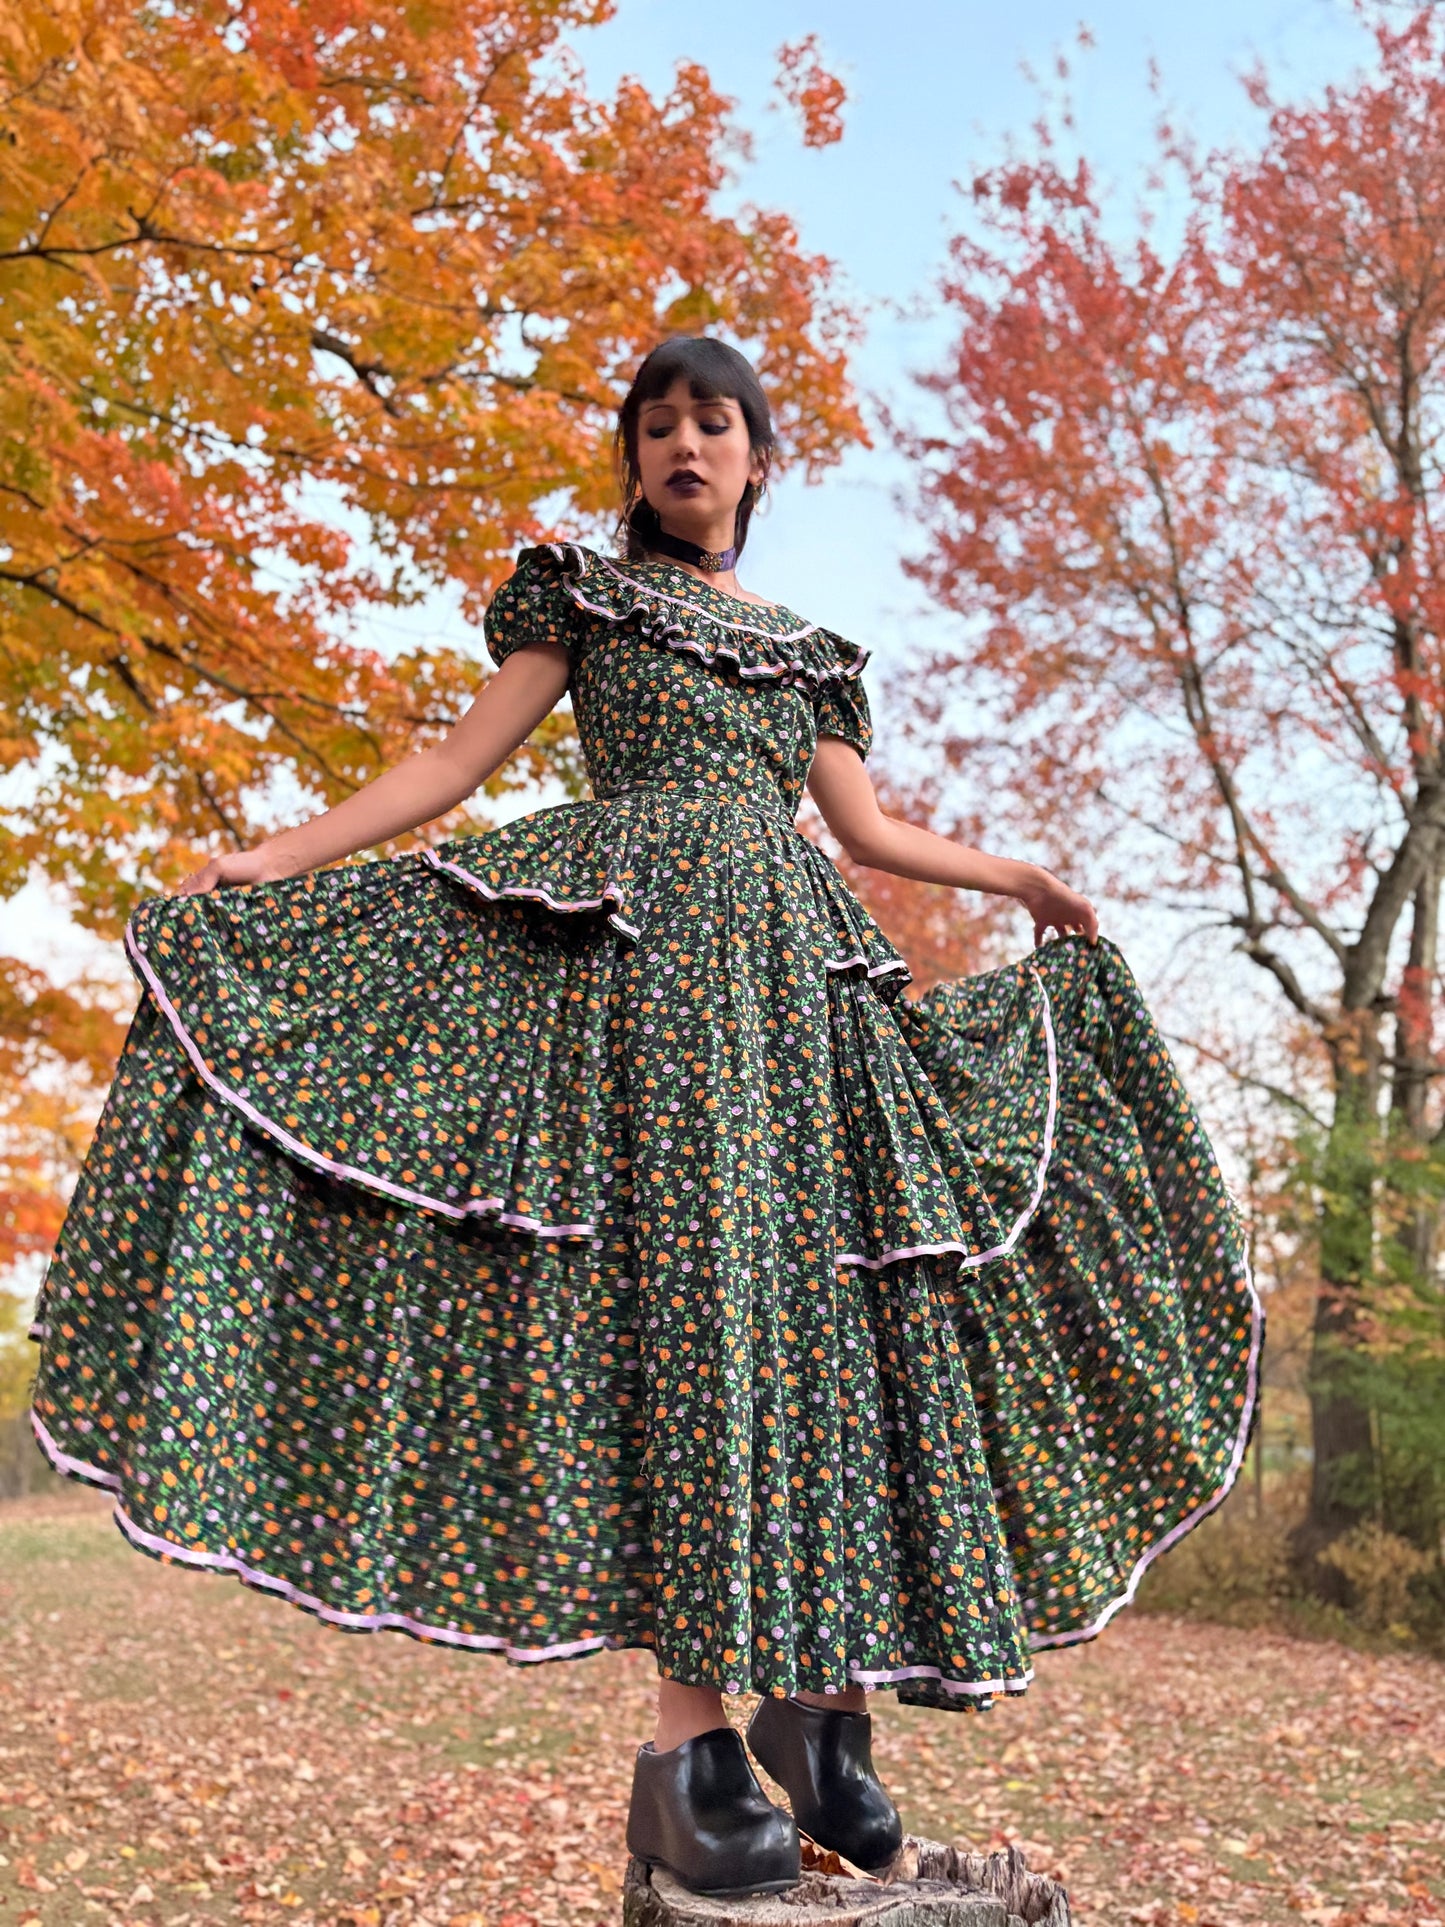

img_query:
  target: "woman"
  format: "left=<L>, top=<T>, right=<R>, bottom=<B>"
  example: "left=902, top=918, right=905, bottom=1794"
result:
left=28, top=336, right=1261, bottom=1902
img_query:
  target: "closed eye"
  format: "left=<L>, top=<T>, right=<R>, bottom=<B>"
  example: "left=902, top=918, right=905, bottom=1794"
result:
left=646, top=421, right=732, bottom=438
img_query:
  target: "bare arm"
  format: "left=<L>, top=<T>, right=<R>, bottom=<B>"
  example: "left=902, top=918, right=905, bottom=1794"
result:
left=178, top=641, right=571, bottom=895
left=805, top=735, right=1099, bottom=945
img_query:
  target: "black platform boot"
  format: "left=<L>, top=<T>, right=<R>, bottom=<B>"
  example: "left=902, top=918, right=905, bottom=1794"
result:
left=626, top=1726, right=801, bottom=1899
left=746, top=1694, right=904, bottom=1873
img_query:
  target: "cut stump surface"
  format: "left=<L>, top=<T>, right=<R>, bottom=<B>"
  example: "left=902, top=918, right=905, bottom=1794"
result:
left=622, top=1838, right=1072, bottom=1927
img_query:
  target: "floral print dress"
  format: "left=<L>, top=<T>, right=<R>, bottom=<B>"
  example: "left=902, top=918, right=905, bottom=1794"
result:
left=27, top=543, right=1261, bottom=1711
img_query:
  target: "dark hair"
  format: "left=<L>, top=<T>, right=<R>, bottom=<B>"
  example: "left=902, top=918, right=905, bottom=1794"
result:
left=614, top=337, right=775, bottom=563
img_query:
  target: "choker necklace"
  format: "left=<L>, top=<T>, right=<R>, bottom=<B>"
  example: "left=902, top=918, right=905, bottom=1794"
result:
left=644, top=523, right=738, bottom=574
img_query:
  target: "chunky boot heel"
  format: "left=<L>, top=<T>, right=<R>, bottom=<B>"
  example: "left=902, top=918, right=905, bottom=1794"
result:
left=746, top=1694, right=904, bottom=1873
left=626, top=1726, right=801, bottom=1899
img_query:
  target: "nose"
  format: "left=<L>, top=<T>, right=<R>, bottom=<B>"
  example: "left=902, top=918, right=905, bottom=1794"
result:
left=671, top=417, right=701, bottom=462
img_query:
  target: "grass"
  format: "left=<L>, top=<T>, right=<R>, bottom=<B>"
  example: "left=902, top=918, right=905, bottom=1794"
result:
left=1, top=1486, right=1442, bottom=1927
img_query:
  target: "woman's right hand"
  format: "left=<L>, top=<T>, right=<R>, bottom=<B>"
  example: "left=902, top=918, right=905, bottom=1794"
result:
left=1012, top=865, right=1100, bottom=947
left=174, top=844, right=307, bottom=897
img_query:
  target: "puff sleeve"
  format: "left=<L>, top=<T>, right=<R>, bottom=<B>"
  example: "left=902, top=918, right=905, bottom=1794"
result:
left=484, top=545, right=585, bottom=669
left=812, top=671, right=873, bottom=761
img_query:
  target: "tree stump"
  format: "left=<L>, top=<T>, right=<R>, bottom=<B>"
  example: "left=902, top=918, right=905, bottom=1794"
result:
left=622, top=1837, right=1071, bottom=1927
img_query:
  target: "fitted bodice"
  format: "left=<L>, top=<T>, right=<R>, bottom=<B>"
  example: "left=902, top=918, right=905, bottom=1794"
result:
left=572, top=614, right=821, bottom=818
left=483, top=544, right=874, bottom=821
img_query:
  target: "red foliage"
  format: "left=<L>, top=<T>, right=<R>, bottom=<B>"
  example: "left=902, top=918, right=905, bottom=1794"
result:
left=774, top=36, right=848, bottom=151
left=899, top=8, right=1445, bottom=1069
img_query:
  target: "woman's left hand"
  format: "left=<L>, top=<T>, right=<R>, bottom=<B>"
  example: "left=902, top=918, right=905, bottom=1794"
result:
left=1013, top=868, right=1100, bottom=948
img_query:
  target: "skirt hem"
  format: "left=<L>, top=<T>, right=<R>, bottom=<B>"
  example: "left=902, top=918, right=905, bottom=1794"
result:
left=30, top=1257, right=1262, bottom=1684
left=28, top=1408, right=1036, bottom=1701
left=1028, top=1239, right=1265, bottom=1653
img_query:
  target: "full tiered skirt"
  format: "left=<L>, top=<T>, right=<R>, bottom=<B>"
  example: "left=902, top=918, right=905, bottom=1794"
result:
left=27, top=795, right=1260, bottom=1709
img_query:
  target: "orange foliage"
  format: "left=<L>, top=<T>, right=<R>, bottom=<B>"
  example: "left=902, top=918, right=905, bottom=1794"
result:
left=0, top=0, right=865, bottom=1268
left=0, top=960, right=130, bottom=1272
left=774, top=37, right=848, bottom=151
left=1, top=0, right=863, bottom=920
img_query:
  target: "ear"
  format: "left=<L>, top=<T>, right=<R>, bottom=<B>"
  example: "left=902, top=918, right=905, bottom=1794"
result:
left=748, top=449, right=770, bottom=492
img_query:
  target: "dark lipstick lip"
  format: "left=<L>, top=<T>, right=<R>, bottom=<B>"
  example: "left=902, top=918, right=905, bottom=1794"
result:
left=666, top=469, right=704, bottom=488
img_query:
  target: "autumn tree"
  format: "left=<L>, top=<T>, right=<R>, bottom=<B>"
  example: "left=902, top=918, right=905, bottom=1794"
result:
left=0, top=0, right=863, bottom=1272
left=899, top=6, right=1445, bottom=1573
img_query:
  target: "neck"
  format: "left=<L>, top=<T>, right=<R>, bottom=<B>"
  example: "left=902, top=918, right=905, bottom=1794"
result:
left=643, top=514, right=741, bottom=591
left=657, top=510, right=737, bottom=558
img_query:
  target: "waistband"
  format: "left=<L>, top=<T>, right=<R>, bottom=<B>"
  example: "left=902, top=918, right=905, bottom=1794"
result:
left=593, top=777, right=796, bottom=825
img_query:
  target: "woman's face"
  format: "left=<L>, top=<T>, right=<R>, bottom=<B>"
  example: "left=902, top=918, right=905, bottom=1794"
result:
left=635, top=376, right=766, bottom=545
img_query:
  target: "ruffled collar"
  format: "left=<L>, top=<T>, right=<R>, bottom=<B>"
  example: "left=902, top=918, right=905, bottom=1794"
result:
left=534, top=541, right=869, bottom=687
left=594, top=554, right=816, bottom=643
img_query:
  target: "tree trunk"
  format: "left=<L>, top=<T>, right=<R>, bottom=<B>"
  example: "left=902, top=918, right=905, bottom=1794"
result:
left=1384, top=866, right=1443, bottom=1551
left=1303, top=1039, right=1381, bottom=1581
left=622, top=1839, right=1071, bottom=1927
left=1390, top=865, right=1440, bottom=1275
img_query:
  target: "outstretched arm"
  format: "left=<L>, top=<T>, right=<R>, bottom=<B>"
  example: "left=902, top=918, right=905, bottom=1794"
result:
left=178, top=641, right=571, bottom=895
left=806, top=735, right=1098, bottom=946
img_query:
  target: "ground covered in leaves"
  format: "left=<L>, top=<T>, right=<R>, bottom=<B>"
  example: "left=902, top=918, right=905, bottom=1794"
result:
left=1, top=1489, right=1441, bottom=1927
